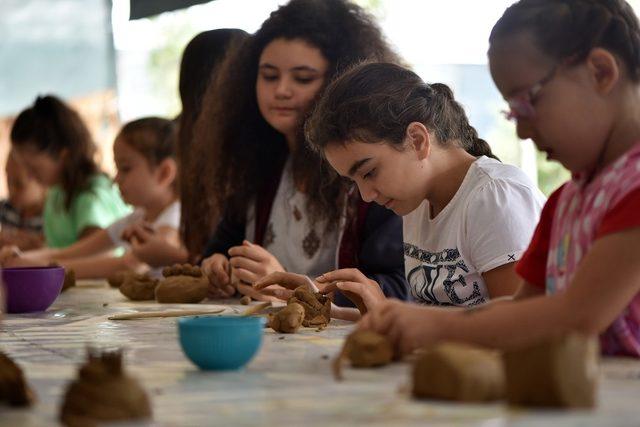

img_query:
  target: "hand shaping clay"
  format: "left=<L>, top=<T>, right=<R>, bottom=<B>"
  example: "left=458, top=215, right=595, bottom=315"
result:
left=412, top=342, right=505, bottom=402
left=503, top=334, right=598, bottom=408
left=59, top=349, right=152, bottom=427
left=288, top=286, right=331, bottom=327
left=118, top=273, right=158, bottom=301
left=155, top=264, right=208, bottom=303
left=333, top=330, right=393, bottom=380
left=0, top=352, right=35, bottom=407
left=269, top=302, right=305, bottom=333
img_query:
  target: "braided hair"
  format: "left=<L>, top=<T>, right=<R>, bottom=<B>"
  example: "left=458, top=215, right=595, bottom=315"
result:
left=306, top=62, right=497, bottom=160
left=490, top=0, right=640, bottom=81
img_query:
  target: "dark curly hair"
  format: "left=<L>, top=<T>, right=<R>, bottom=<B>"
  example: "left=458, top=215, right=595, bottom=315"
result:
left=177, top=29, right=249, bottom=259
left=10, top=95, right=100, bottom=210
left=192, top=0, right=401, bottom=232
left=489, top=0, right=640, bottom=81
left=306, top=62, right=496, bottom=160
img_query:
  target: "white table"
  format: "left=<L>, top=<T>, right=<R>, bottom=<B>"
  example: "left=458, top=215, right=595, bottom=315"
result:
left=2, top=281, right=640, bottom=426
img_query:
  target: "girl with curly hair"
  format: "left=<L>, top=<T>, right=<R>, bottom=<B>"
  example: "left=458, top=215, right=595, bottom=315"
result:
left=196, top=0, right=408, bottom=305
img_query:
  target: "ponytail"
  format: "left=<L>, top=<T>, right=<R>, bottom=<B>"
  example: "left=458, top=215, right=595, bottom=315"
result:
left=307, top=63, right=498, bottom=161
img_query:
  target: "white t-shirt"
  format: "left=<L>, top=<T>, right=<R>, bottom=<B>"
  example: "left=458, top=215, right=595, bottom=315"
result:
left=403, top=157, right=545, bottom=307
left=107, top=200, right=181, bottom=248
left=246, top=160, right=340, bottom=278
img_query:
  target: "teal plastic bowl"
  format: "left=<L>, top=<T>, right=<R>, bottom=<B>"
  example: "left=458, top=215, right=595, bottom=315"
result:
left=177, top=316, right=266, bottom=370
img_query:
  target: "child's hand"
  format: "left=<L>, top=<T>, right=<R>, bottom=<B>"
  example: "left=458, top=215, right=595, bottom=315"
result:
left=201, top=253, right=235, bottom=299
left=253, top=271, right=319, bottom=300
left=121, top=222, right=154, bottom=244
left=316, top=268, right=385, bottom=315
left=227, top=240, right=285, bottom=285
left=359, top=300, right=447, bottom=357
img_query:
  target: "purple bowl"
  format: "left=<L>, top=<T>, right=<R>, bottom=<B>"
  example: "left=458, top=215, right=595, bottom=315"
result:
left=1, top=266, right=65, bottom=313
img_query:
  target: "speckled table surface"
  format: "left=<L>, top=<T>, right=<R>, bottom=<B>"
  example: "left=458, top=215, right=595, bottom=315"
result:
left=1, top=281, right=640, bottom=426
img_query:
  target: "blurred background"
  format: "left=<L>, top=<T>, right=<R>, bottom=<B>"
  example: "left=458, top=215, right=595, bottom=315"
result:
left=4, top=0, right=639, bottom=197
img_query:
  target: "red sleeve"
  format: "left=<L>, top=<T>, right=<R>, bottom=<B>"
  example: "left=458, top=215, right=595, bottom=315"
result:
left=596, top=187, right=640, bottom=238
left=515, top=185, right=564, bottom=289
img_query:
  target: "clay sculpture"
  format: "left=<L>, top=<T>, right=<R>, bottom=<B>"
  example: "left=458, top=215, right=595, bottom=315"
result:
left=59, top=349, right=152, bottom=427
left=269, top=302, right=305, bottom=333
left=0, top=352, right=35, bottom=407
left=118, top=273, right=158, bottom=301
left=412, top=342, right=505, bottom=402
left=333, top=330, right=393, bottom=380
left=288, top=286, right=331, bottom=327
left=155, top=264, right=208, bottom=304
left=503, top=334, right=598, bottom=408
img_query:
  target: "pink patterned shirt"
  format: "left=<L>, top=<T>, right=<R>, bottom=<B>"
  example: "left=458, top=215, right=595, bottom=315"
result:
left=518, top=143, right=640, bottom=357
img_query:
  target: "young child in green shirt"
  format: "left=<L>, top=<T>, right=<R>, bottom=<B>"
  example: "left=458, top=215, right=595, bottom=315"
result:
left=6, top=95, right=129, bottom=248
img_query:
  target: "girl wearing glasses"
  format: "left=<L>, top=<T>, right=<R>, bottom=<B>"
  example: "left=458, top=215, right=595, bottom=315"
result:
left=255, top=61, right=545, bottom=320
left=344, top=0, right=640, bottom=358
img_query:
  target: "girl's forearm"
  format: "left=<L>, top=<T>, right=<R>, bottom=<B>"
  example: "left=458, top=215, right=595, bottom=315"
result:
left=59, top=253, right=143, bottom=280
left=441, top=293, right=589, bottom=351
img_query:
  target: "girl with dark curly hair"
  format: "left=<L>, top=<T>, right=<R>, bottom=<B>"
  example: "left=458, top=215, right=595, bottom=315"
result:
left=196, top=0, right=408, bottom=306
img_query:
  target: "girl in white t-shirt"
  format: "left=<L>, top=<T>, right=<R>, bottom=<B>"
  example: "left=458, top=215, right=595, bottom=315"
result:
left=3, top=117, right=187, bottom=278
left=255, top=62, right=545, bottom=320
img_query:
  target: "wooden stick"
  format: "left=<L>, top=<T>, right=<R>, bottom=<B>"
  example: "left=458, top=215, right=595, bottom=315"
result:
left=108, top=308, right=225, bottom=320
left=240, top=301, right=272, bottom=317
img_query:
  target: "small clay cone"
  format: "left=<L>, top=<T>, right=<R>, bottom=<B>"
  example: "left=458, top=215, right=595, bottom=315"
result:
left=0, top=352, right=35, bottom=406
left=59, top=349, right=152, bottom=427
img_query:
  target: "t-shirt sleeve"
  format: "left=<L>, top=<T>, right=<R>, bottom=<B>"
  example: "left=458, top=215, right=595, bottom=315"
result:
left=466, top=178, right=546, bottom=273
left=515, top=185, right=564, bottom=289
left=153, top=201, right=181, bottom=230
left=106, top=210, right=141, bottom=246
left=73, top=186, right=126, bottom=236
left=596, top=187, right=640, bottom=238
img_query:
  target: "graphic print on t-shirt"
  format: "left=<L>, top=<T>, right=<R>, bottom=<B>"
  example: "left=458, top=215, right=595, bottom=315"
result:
left=404, top=243, right=486, bottom=306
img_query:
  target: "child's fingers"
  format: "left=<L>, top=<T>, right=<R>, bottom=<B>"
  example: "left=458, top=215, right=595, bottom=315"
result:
left=315, top=268, right=366, bottom=284
left=260, top=286, right=293, bottom=301
left=229, top=242, right=270, bottom=262
left=229, top=256, right=261, bottom=274
left=254, top=272, right=312, bottom=291
left=232, top=267, right=259, bottom=285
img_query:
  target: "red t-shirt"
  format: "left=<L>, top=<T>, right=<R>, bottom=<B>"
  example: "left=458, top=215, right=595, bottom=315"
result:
left=516, top=185, right=640, bottom=289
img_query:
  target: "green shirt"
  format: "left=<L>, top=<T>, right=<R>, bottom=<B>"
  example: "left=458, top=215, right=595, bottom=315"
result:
left=43, top=174, right=131, bottom=248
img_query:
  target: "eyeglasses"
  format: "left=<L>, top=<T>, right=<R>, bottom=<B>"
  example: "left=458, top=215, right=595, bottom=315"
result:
left=503, top=65, right=558, bottom=122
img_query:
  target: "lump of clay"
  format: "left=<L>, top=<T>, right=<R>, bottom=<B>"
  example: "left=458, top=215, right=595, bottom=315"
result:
left=333, top=330, right=393, bottom=380
left=0, top=352, right=35, bottom=407
left=107, top=271, right=129, bottom=288
left=288, top=286, right=331, bottom=327
left=503, top=334, right=598, bottom=408
left=269, top=302, right=305, bottom=333
left=60, top=349, right=151, bottom=427
left=62, top=268, right=76, bottom=292
left=240, top=295, right=252, bottom=305
left=155, top=264, right=208, bottom=304
left=412, top=342, right=505, bottom=402
left=118, top=273, right=158, bottom=301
